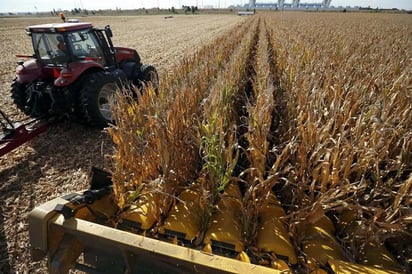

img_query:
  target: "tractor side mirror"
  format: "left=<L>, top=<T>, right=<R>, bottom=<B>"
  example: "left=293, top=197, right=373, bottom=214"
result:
left=105, top=25, right=113, bottom=38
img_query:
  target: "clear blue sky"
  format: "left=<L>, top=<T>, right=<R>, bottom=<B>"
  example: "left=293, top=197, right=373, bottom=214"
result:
left=0, top=0, right=411, bottom=13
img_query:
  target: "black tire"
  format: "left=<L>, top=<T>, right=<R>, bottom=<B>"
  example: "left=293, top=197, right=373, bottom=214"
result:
left=10, top=79, right=29, bottom=115
left=138, top=64, right=159, bottom=92
left=79, top=72, right=118, bottom=128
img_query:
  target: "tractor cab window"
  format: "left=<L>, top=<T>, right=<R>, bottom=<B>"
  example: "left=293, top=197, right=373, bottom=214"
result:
left=32, top=33, right=69, bottom=65
left=67, top=30, right=105, bottom=65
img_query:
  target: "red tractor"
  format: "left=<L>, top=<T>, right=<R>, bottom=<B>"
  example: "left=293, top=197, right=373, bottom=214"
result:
left=11, top=22, right=159, bottom=127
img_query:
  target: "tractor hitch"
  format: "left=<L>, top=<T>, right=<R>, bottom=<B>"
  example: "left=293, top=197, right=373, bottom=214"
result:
left=0, top=109, right=48, bottom=157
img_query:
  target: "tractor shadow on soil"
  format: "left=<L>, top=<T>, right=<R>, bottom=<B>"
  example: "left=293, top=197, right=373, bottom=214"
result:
left=0, top=121, right=114, bottom=272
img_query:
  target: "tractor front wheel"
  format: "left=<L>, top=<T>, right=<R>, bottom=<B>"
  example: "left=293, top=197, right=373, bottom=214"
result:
left=79, top=72, right=118, bottom=128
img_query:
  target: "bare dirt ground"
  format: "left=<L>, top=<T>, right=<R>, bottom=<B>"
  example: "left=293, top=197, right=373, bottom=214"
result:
left=0, top=14, right=245, bottom=273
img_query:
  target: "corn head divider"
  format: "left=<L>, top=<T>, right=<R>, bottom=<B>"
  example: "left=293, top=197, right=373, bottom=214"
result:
left=0, top=108, right=48, bottom=157
left=28, top=169, right=279, bottom=274
left=29, top=168, right=403, bottom=273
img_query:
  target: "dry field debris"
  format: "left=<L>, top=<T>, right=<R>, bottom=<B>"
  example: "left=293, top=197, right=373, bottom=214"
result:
left=110, top=12, right=411, bottom=273
left=0, top=11, right=411, bottom=273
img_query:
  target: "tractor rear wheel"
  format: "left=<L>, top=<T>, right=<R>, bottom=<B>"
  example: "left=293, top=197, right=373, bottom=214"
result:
left=138, top=65, right=159, bottom=92
left=10, top=79, right=29, bottom=115
left=79, top=72, right=118, bottom=128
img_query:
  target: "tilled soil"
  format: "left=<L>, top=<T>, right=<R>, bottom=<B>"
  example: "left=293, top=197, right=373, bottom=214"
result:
left=0, top=13, right=245, bottom=273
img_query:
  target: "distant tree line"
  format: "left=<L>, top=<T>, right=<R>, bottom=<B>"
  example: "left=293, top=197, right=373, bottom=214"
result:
left=50, top=8, right=97, bottom=16
left=182, top=6, right=199, bottom=13
left=168, top=6, right=199, bottom=14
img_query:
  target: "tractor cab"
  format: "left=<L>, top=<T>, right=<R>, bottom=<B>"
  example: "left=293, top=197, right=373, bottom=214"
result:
left=26, top=23, right=115, bottom=68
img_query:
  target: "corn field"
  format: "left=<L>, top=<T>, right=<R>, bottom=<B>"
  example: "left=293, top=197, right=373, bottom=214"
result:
left=109, top=12, right=411, bottom=273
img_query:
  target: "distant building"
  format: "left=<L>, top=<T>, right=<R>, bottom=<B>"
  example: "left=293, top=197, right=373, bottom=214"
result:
left=249, top=0, right=257, bottom=8
left=247, top=1, right=334, bottom=9
left=255, top=2, right=278, bottom=8
left=292, top=0, right=300, bottom=8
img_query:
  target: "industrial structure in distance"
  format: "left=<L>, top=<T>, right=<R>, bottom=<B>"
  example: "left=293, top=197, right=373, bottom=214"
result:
left=241, top=0, right=349, bottom=10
